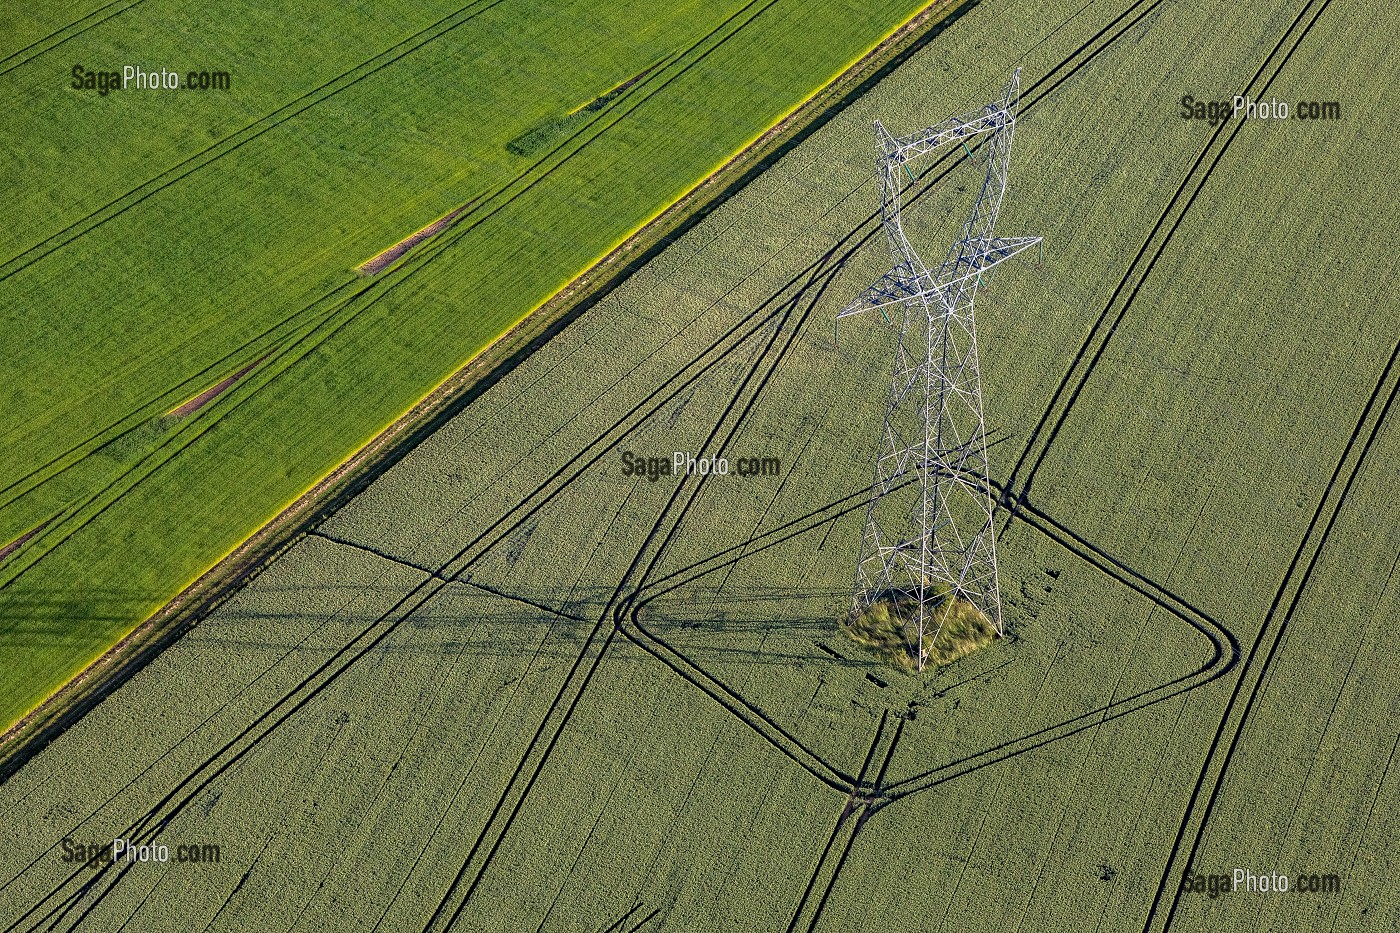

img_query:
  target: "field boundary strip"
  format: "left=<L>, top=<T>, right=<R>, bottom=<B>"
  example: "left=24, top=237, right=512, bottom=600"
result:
left=0, top=0, right=796, bottom=607
left=0, top=0, right=1375, bottom=928
left=0, top=1, right=1360, bottom=930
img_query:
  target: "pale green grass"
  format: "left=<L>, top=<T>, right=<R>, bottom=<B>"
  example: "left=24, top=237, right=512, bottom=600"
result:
left=0, top=0, right=1396, bottom=929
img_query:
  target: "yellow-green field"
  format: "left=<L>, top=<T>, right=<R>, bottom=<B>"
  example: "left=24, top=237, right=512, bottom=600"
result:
left=0, top=0, right=935, bottom=729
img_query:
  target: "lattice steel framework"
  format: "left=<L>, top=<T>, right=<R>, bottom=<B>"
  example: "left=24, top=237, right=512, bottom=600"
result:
left=838, top=69, right=1040, bottom=671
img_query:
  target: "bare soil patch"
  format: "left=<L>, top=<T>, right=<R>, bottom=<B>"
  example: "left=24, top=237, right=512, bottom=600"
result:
left=356, top=199, right=477, bottom=276
left=170, top=353, right=270, bottom=417
left=0, top=520, right=51, bottom=565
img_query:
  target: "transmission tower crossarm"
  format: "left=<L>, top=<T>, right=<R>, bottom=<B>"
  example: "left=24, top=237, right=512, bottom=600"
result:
left=884, top=107, right=1007, bottom=161
left=977, top=236, right=1042, bottom=265
left=836, top=263, right=930, bottom=321
left=836, top=235, right=1040, bottom=322
left=938, top=235, right=1042, bottom=292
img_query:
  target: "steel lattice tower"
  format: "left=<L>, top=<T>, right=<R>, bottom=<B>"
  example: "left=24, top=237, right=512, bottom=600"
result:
left=837, top=69, right=1040, bottom=671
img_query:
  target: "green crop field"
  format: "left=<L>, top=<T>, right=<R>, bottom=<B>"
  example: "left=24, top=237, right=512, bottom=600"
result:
left=0, top=0, right=934, bottom=730
left=1, top=0, right=1397, bottom=930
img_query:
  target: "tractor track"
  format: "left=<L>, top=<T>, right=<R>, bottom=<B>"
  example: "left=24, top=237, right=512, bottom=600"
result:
left=0, top=527, right=434, bottom=883
left=784, top=712, right=889, bottom=933
left=1003, top=0, right=1333, bottom=505
left=597, top=902, right=661, bottom=933
left=1148, top=329, right=1400, bottom=932
left=2, top=566, right=459, bottom=932
left=799, top=718, right=905, bottom=933
left=0, top=272, right=404, bottom=593
left=0, top=282, right=369, bottom=587
left=0, top=0, right=149, bottom=78
left=0, top=275, right=359, bottom=509
left=619, top=458, right=1238, bottom=929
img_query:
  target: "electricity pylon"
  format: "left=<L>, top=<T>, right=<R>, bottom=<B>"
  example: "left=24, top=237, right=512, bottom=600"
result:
left=837, top=69, right=1040, bottom=671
